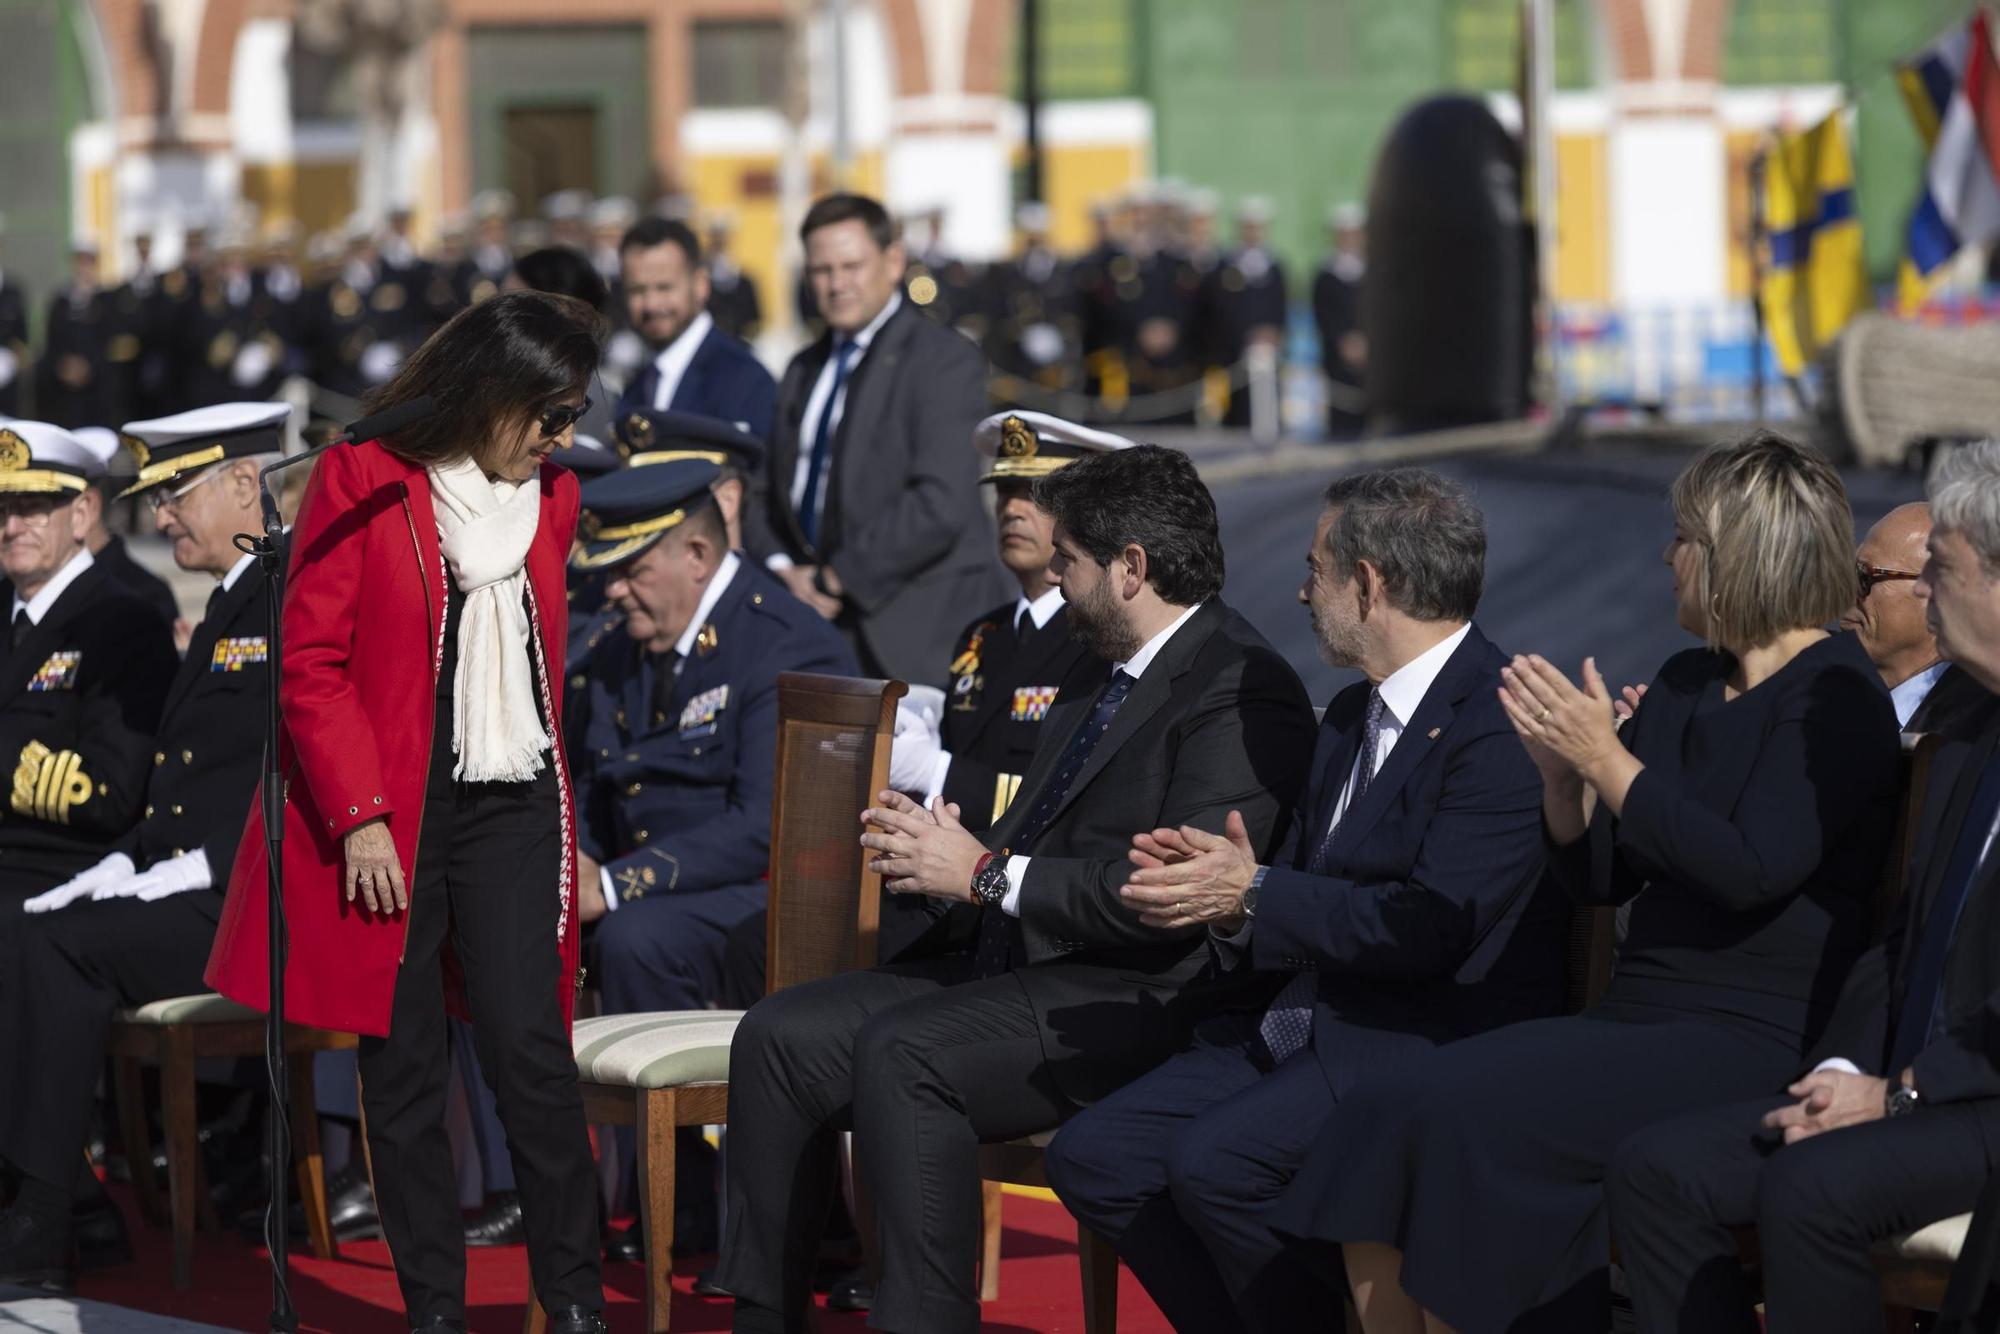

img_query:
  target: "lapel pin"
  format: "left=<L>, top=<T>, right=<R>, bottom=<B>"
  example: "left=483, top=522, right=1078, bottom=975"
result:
left=1427, top=727, right=1441, bottom=739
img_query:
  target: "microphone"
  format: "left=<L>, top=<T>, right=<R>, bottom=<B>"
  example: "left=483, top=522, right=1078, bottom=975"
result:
left=335, top=394, right=437, bottom=446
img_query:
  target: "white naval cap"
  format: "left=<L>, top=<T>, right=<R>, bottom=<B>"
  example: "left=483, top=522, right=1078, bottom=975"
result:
left=590, top=196, right=639, bottom=231
left=0, top=420, right=99, bottom=495
left=974, top=410, right=1138, bottom=483
left=71, top=427, right=123, bottom=479
left=117, top=401, right=291, bottom=499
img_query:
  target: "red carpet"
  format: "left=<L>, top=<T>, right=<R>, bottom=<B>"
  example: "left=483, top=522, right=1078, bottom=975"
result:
left=77, top=1186, right=1173, bottom=1332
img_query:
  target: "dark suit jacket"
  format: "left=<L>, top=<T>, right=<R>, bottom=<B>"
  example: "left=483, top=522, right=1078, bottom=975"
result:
left=93, top=535, right=181, bottom=628
left=1242, top=625, right=1566, bottom=1095
left=905, top=600, right=1318, bottom=1104
left=0, top=562, right=176, bottom=892
left=1910, top=664, right=2000, bottom=742
left=1815, top=727, right=2000, bottom=1103
left=614, top=323, right=778, bottom=444
left=746, top=299, right=1009, bottom=684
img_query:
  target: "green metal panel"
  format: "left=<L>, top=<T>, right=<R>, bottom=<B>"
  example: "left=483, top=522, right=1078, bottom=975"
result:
left=0, top=0, right=81, bottom=308
left=1009, top=0, right=1138, bottom=99
left=465, top=25, right=652, bottom=202
left=1724, top=0, right=1840, bottom=86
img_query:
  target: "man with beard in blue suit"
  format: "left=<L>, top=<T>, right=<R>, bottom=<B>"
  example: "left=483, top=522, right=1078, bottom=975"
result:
left=613, top=218, right=775, bottom=443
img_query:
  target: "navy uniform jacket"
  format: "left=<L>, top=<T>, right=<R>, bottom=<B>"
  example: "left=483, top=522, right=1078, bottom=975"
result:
left=569, top=559, right=855, bottom=906
left=0, top=562, right=176, bottom=896
left=93, top=536, right=181, bottom=629
left=939, top=599, right=1092, bottom=834
left=121, top=560, right=271, bottom=886
left=613, top=325, right=778, bottom=443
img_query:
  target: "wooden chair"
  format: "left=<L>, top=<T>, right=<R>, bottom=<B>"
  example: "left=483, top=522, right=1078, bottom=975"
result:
left=977, top=1136, right=1122, bottom=1328
left=107, top=994, right=355, bottom=1289
left=526, top=672, right=904, bottom=1334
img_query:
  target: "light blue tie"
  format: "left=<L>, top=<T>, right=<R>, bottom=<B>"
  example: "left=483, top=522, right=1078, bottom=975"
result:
left=799, top=338, right=858, bottom=549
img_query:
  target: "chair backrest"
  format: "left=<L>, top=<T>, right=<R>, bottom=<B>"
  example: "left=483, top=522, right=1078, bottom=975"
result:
left=1564, top=730, right=1939, bottom=1015
left=766, top=672, right=907, bottom=996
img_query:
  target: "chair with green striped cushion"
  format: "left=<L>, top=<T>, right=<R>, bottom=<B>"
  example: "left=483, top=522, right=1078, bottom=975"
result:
left=525, top=673, right=905, bottom=1334
left=109, top=992, right=356, bottom=1289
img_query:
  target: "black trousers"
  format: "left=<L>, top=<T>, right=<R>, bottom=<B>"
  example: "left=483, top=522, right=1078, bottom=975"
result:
left=1608, top=1093, right=2000, bottom=1334
left=713, top=960, right=1078, bottom=1334
left=357, top=747, right=600, bottom=1323
left=0, top=893, right=218, bottom=1190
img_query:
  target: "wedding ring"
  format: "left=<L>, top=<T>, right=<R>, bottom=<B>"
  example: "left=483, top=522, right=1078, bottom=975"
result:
left=1538, top=708, right=1552, bottom=723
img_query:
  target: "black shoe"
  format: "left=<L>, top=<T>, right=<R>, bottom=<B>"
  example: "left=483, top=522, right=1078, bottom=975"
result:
left=545, top=1305, right=608, bottom=1334
left=464, top=1190, right=524, bottom=1248
left=234, top=1164, right=379, bottom=1243
left=71, top=1190, right=133, bottom=1270
left=0, top=1209, right=75, bottom=1294
left=692, top=1265, right=732, bottom=1297
left=605, top=1202, right=718, bottom=1263
left=409, top=1318, right=466, bottom=1332
left=826, top=1267, right=874, bottom=1313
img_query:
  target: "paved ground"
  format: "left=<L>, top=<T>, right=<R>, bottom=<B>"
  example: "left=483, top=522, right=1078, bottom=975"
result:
left=0, top=1292, right=233, bottom=1332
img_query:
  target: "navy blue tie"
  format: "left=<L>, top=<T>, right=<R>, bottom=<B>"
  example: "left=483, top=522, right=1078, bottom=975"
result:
left=799, top=338, right=858, bottom=549
left=1889, top=754, right=2000, bottom=1076
left=973, top=670, right=1136, bottom=976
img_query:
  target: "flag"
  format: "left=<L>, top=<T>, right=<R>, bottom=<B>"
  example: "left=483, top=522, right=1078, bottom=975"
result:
left=1759, top=110, right=1870, bottom=376
left=1896, top=12, right=2000, bottom=310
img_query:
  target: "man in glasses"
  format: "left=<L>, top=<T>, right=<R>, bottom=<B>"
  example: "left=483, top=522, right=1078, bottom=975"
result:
left=1840, top=502, right=1999, bottom=738
left=0, top=403, right=289, bottom=1291
left=0, top=421, right=175, bottom=912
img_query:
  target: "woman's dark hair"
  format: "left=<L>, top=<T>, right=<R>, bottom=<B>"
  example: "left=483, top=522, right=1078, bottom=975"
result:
left=800, top=193, right=896, bottom=251
left=365, top=290, right=606, bottom=469
left=512, top=246, right=609, bottom=311
left=1033, top=443, right=1225, bottom=605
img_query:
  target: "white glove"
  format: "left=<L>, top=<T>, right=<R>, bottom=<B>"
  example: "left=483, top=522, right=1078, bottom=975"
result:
left=24, top=852, right=136, bottom=913
left=889, top=695, right=952, bottom=798
left=108, top=849, right=213, bottom=903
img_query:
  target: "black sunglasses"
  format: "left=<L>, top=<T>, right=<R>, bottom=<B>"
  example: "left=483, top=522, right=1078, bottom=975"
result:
left=537, top=397, right=592, bottom=439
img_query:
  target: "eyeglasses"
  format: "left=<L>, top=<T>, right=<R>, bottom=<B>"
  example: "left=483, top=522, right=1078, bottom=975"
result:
left=0, top=494, right=75, bottom=526
left=147, top=465, right=225, bottom=514
left=537, top=397, right=592, bottom=439
left=1857, top=562, right=1922, bottom=600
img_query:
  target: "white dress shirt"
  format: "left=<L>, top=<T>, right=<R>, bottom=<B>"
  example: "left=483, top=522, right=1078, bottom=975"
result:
left=1891, top=661, right=1949, bottom=730
left=1320, top=623, right=1471, bottom=838
left=1000, top=603, right=1204, bottom=915
left=599, top=553, right=742, bottom=913
left=784, top=292, right=903, bottom=529
left=220, top=549, right=256, bottom=594
left=649, top=310, right=714, bottom=411
left=11, top=548, right=94, bottom=627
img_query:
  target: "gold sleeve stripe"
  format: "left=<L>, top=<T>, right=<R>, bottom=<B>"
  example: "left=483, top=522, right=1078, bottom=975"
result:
left=12, top=741, right=97, bottom=824
left=991, top=772, right=1024, bottom=828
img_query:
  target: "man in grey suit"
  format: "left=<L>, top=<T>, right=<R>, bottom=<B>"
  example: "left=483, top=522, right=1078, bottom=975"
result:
left=746, top=193, right=1008, bottom=684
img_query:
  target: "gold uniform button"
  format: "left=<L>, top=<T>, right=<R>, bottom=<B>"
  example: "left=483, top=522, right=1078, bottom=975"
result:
left=691, top=746, right=702, bottom=757
left=182, top=750, right=193, bottom=764
left=153, top=752, right=165, bottom=766
left=171, top=804, right=184, bottom=816
left=635, top=830, right=650, bottom=844
left=570, top=674, right=586, bottom=688
left=625, top=783, right=642, bottom=797
left=752, top=594, right=764, bottom=605
left=173, top=847, right=185, bottom=857
left=145, top=805, right=154, bottom=818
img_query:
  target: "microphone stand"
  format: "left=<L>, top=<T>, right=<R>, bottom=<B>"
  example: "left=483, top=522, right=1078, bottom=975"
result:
left=246, top=432, right=354, bottom=1334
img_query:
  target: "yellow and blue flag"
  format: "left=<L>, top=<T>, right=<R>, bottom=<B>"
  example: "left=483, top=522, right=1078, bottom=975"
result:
left=1759, top=110, right=1870, bottom=377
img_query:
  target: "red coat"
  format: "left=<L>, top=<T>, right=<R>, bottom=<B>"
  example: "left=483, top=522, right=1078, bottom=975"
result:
left=206, top=440, right=583, bottom=1038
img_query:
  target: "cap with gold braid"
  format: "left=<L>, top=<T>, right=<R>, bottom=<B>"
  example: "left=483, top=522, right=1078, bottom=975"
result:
left=572, top=455, right=722, bottom=571
left=116, top=401, right=291, bottom=499
left=973, top=410, right=1137, bottom=483
left=0, top=420, right=97, bottom=495
left=613, top=408, right=766, bottom=477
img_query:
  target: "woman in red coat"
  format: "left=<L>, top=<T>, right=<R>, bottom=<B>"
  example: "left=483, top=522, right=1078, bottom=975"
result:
left=207, top=291, right=607, bottom=1334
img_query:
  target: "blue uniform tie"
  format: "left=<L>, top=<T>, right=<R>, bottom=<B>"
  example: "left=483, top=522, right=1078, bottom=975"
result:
left=973, top=670, right=1136, bottom=976
left=798, top=338, right=858, bottom=549
left=1889, top=754, right=2000, bottom=1076
left=1260, top=687, right=1387, bottom=1064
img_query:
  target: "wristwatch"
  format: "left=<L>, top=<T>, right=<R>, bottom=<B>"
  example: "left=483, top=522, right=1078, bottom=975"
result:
left=971, top=851, right=1010, bottom=909
left=1240, top=866, right=1270, bottom=918
left=1886, top=1081, right=1922, bottom=1118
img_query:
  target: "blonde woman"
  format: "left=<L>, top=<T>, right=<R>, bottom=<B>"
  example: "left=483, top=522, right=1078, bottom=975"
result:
left=1271, top=432, right=1902, bottom=1334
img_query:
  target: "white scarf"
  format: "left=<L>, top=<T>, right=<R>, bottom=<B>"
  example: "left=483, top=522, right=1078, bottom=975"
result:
left=428, top=456, right=549, bottom=781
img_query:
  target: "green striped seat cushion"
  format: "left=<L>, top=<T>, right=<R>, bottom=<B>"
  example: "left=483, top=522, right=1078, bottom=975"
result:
left=571, top=1011, right=744, bottom=1089
left=118, top=993, right=265, bottom=1025
left=1878, top=1212, right=1971, bottom=1263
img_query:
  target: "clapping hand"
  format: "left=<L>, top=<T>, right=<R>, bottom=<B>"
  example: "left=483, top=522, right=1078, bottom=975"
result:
left=1118, top=810, right=1259, bottom=930
left=860, top=789, right=987, bottom=902
left=1499, top=655, right=1621, bottom=779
